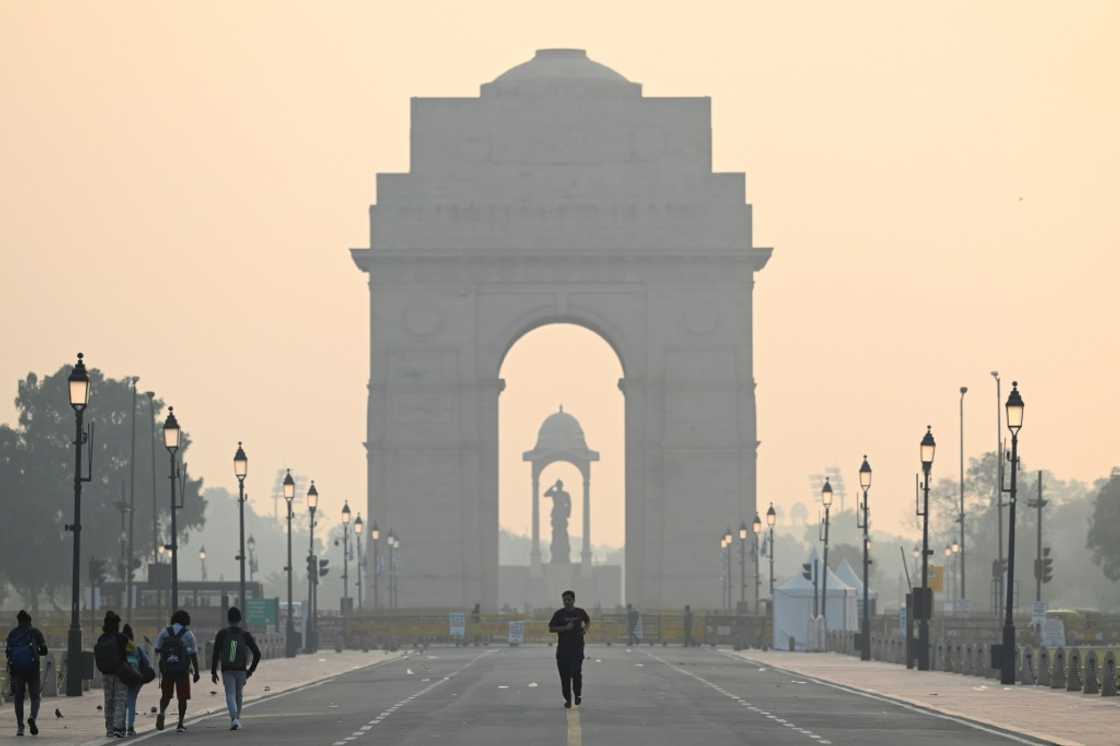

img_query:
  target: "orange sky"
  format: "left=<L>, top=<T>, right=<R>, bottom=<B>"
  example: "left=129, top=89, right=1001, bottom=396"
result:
left=2, top=1, right=1118, bottom=547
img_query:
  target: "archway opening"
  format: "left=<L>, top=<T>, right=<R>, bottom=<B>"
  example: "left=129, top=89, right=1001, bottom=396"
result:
left=498, top=323, right=625, bottom=612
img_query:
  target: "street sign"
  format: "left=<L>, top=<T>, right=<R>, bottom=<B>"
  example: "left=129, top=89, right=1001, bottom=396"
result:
left=1041, top=617, right=1066, bottom=648
left=246, top=598, right=279, bottom=627
left=1031, top=601, right=1048, bottom=627
left=449, top=611, right=466, bottom=639
left=929, top=565, right=945, bottom=593
left=507, top=620, right=524, bottom=646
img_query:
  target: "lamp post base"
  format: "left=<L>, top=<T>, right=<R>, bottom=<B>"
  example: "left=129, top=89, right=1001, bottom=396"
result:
left=1001, top=623, right=1017, bottom=684
left=65, top=626, right=83, bottom=696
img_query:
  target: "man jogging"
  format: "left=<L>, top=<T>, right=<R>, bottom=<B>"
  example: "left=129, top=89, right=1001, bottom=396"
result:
left=210, top=607, right=261, bottom=730
left=5, top=610, right=47, bottom=736
left=154, top=610, right=200, bottom=733
left=548, top=590, right=591, bottom=709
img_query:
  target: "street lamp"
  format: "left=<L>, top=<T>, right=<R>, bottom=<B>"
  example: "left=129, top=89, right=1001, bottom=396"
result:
left=306, top=481, right=319, bottom=652
left=857, top=455, right=872, bottom=661
left=354, top=514, right=364, bottom=611
left=1000, top=382, right=1025, bottom=685
left=162, top=407, right=181, bottom=611
left=917, top=425, right=936, bottom=670
left=752, top=513, right=762, bottom=614
left=723, top=527, right=734, bottom=612
left=199, top=546, right=207, bottom=581
left=371, top=522, right=381, bottom=610
left=738, top=522, right=748, bottom=612
left=341, top=500, right=352, bottom=611
left=65, top=352, right=92, bottom=696
left=820, top=478, right=833, bottom=629
left=233, top=441, right=248, bottom=610
left=282, top=469, right=297, bottom=656
left=766, top=503, right=777, bottom=598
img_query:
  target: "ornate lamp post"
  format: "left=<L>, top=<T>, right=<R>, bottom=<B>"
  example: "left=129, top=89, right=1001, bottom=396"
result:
left=766, top=503, right=777, bottom=597
left=306, top=481, right=319, bottom=652
left=353, top=514, right=364, bottom=611
left=751, top=513, right=762, bottom=614
left=737, top=522, right=748, bottom=612
left=917, top=426, right=936, bottom=671
left=820, top=478, right=834, bottom=629
left=199, top=546, right=207, bottom=581
left=341, top=501, right=352, bottom=611
left=857, top=455, right=872, bottom=661
left=1000, top=382, right=1025, bottom=684
left=723, top=528, right=733, bottom=612
left=65, top=353, right=92, bottom=697
left=162, top=408, right=182, bottom=610
left=282, top=469, right=296, bottom=656
left=233, top=441, right=248, bottom=610
left=371, top=522, right=381, bottom=610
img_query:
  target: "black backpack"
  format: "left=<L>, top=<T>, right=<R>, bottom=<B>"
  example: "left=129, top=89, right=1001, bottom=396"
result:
left=159, top=627, right=189, bottom=676
left=94, top=633, right=121, bottom=675
left=222, top=627, right=250, bottom=670
left=7, top=627, right=38, bottom=675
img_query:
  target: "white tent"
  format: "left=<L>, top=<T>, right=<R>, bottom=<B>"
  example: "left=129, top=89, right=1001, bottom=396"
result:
left=835, top=558, right=878, bottom=618
left=772, top=565, right=859, bottom=651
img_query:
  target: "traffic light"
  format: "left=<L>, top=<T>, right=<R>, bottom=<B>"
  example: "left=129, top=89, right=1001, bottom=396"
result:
left=802, top=562, right=812, bottom=581
left=1041, top=547, right=1054, bottom=583
left=319, top=559, right=330, bottom=577
left=306, top=555, right=316, bottom=582
left=991, top=558, right=1008, bottom=579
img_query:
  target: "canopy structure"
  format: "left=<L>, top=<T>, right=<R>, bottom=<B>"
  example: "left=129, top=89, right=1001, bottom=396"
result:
left=772, top=563, right=858, bottom=651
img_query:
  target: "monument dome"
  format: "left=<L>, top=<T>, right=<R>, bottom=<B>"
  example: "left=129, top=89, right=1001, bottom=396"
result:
left=482, top=48, right=641, bottom=97
left=532, top=405, right=590, bottom=453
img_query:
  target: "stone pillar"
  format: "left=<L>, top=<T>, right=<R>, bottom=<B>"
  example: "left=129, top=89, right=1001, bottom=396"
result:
left=581, top=470, right=592, bottom=575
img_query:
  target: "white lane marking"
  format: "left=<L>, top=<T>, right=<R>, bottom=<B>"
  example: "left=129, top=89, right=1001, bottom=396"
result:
left=728, top=652, right=1052, bottom=746
left=330, top=649, right=497, bottom=744
left=642, top=650, right=829, bottom=744
left=566, top=706, right=582, bottom=746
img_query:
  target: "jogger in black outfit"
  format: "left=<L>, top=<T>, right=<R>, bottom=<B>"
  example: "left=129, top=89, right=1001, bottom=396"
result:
left=548, top=590, right=591, bottom=709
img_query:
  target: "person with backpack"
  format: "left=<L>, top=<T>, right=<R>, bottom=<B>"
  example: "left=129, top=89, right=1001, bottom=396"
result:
left=122, top=624, right=154, bottom=737
left=210, top=607, right=261, bottom=730
left=154, top=610, right=200, bottom=733
left=5, top=610, right=48, bottom=737
left=93, top=611, right=130, bottom=738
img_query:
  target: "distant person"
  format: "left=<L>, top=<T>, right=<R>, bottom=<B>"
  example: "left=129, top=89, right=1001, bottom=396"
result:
left=626, top=603, right=640, bottom=646
left=548, top=590, right=591, bottom=709
left=155, top=610, right=200, bottom=733
left=93, top=611, right=129, bottom=738
left=210, top=607, right=261, bottom=731
left=122, top=624, right=153, bottom=737
left=683, top=605, right=693, bottom=647
left=5, top=610, right=47, bottom=737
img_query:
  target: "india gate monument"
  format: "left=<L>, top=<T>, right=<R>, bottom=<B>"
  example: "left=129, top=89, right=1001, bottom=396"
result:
left=351, top=49, right=771, bottom=612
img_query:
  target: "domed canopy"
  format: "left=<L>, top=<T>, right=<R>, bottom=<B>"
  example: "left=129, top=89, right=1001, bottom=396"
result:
left=523, top=405, right=600, bottom=465
left=482, top=49, right=641, bottom=98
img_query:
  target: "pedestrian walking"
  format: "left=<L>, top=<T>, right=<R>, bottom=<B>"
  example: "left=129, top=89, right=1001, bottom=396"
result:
left=93, top=611, right=130, bottom=738
left=122, top=624, right=154, bottom=736
left=154, top=610, right=200, bottom=733
left=626, top=603, right=640, bottom=646
left=210, top=607, right=261, bottom=731
left=5, top=610, right=47, bottom=737
left=548, top=590, right=591, bottom=709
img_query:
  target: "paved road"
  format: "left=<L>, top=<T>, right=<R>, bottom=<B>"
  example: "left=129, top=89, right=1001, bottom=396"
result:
left=131, top=645, right=1048, bottom=745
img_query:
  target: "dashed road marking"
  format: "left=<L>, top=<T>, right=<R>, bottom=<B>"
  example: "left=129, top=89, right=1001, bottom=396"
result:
left=566, top=706, right=582, bottom=746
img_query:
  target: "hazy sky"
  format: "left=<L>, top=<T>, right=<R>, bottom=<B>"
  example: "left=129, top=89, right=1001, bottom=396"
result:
left=2, top=1, right=1118, bottom=548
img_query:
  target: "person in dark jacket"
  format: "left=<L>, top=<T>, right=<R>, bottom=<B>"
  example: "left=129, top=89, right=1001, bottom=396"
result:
left=97, top=611, right=129, bottom=738
left=5, top=610, right=48, bottom=737
left=210, top=607, right=261, bottom=730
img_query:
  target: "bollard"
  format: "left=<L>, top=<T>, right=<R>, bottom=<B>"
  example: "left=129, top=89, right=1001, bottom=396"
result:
left=1051, top=648, right=1067, bottom=689
left=1083, top=650, right=1100, bottom=695
left=1101, top=651, right=1117, bottom=697
left=1067, top=648, right=1083, bottom=692
left=1039, top=648, right=1052, bottom=687
left=985, top=643, right=999, bottom=680
left=964, top=644, right=974, bottom=676
left=1019, top=646, right=1035, bottom=686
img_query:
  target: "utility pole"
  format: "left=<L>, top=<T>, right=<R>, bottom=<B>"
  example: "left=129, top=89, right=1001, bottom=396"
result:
left=126, top=376, right=138, bottom=622
left=991, top=371, right=1003, bottom=617
left=1027, top=471, right=1046, bottom=603
left=959, top=386, right=967, bottom=602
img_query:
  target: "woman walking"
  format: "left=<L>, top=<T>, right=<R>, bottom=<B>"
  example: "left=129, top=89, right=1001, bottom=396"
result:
left=93, top=611, right=129, bottom=738
left=122, top=624, right=153, bottom=736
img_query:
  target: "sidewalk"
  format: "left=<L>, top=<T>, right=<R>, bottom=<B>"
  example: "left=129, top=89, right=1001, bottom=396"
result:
left=732, top=650, right=1120, bottom=746
left=0, top=650, right=403, bottom=745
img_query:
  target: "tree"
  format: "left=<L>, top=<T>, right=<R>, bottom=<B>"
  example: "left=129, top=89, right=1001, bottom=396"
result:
left=1, top=362, right=207, bottom=610
left=1088, top=470, right=1120, bottom=581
